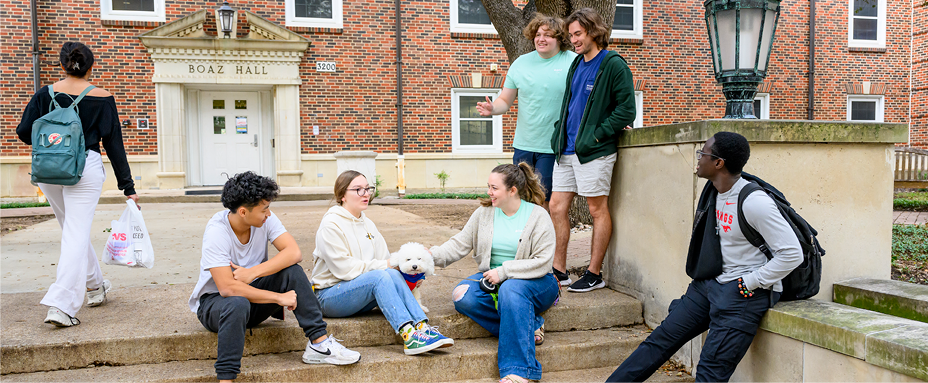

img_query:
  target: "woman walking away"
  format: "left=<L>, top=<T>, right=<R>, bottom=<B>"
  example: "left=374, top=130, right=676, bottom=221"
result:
left=17, top=42, right=138, bottom=327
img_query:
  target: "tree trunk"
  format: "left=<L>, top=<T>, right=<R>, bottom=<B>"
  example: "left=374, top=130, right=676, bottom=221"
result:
left=569, top=195, right=593, bottom=228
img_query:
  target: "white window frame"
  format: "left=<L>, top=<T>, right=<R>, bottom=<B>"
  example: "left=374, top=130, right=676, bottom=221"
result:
left=450, top=0, right=497, bottom=34
left=754, top=93, right=770, bottom=119
left=100, top=0, right=165, bottom=22
left=451, top=89, right=503, bottom=153
left=286, top=0, right=343, bottom=29
left=633, top=90, right=643, bottom=128
left=848, top=0, right=885, bottom=48
left=846, top=95, right=884, bottom=122
left=611, top=0, right=643, bottom=40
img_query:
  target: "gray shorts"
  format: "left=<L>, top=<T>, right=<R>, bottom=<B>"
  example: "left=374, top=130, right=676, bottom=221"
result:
left=552, top=153, right=617, bottom=197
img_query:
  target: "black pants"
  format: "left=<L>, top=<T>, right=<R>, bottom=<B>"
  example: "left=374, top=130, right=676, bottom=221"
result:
left=607, top=278, right=780, bottom=383
left=197, top=264, right=327, bottom=380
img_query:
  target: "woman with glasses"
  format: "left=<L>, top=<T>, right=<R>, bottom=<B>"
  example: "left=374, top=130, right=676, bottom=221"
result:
left=310, top=170, right=454, bottom=356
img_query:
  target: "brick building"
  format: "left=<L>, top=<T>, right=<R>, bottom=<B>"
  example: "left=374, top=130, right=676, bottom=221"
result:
left=1, top=0, right=924, bottom=196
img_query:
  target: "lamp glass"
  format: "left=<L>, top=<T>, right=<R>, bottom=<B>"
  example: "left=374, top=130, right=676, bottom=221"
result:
left=716, top=10, right=736, bottom=71
left=220, top=12, right=232, bottom=34
left=757, top=9, right=777, bottom=70
left=738, top=9, right=763, bottom=70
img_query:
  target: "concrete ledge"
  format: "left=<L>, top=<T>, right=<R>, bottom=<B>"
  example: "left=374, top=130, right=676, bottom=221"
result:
left=834, top=278, right=928, bottom=323
left=760, top=300, right=928, bottom=380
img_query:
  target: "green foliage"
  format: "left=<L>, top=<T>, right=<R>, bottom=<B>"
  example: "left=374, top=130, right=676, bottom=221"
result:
left=893, top=192, right=928, bottom=211
left=1, top=202, right=50, bottom=209
left=434, top=170, right=450, bottom=192
left=891, top=224, right=928, bottom=262
left=373, top=175, right=383, bottom=199
left=403, top=193, right=488, bottom=200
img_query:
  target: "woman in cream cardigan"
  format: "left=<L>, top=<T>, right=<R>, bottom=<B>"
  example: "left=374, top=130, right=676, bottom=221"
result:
left=311, top=170, right=453, bottom=355
left=430, top=163, right=559, bottom=383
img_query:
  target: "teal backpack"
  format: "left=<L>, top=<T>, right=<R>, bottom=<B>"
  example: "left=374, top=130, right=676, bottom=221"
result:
left=30, top=85, right=94, bottom=186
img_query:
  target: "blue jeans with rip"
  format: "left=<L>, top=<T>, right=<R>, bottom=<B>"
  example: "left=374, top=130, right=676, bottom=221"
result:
left=316, top=268, right=427, bottom=332
left=453, top=272, right=559, bottom=380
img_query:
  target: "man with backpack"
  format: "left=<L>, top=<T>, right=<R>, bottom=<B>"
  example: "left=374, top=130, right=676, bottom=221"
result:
left=607, top=132, right=803, bottom=382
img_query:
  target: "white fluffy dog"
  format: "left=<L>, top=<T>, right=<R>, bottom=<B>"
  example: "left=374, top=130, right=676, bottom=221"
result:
left=390, top=242, right=435, bottom=313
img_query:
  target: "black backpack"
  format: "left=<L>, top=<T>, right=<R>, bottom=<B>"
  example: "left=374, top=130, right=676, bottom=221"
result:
left=736, top=173, right=825, bottom=301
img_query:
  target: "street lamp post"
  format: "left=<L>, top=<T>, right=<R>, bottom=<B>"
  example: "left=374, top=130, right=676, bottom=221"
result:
left=704, top=0, right=781, bottom=119
left=218, top=1, right=235, bottom=38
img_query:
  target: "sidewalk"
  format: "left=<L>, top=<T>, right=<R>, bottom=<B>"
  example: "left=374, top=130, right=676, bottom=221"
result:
left=892, top=211, right=928, bottom=225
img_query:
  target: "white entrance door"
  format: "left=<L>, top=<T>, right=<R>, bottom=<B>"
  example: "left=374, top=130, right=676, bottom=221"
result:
left=199, top=92, right=262, bottom=185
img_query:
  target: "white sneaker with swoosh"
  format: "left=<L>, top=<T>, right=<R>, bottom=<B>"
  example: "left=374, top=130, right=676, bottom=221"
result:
left=303, top=336, right=361, bottom=365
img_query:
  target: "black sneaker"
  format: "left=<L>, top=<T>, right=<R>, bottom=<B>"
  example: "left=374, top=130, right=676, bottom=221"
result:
left=553, top=268, right=572, bottom=286
left=567, top=270, right=606, bottom=292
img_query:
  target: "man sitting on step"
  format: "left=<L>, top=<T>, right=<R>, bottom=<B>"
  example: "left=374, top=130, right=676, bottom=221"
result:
left=188, top=171, right=360, bottom=382
left=607, top=132, right=802, bottom=382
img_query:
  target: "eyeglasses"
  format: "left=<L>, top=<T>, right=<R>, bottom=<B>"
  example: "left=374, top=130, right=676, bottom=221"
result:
left=696, top=150, right=725, bottom=161
left=348, top=187, right=376, bottom=196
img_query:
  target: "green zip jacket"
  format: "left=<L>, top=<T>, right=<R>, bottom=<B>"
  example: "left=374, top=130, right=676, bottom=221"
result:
left=551, top=51, right=636, bottom=164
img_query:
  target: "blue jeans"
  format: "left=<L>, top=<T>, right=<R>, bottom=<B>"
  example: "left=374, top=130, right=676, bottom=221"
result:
left=513, top=148, right=555, bottom=201
left=453, top=272, right=560, bottom=380
left=607, top=278, right=780, bottom=382
left=316, top=268, right=427, bottom=333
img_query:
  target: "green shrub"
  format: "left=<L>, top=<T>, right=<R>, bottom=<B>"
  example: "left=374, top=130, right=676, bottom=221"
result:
left=892, top=224, right=928, bottom=262
left=1, top=202, right=50, bottom=209
left=434, top=170, right=450, bottom=192
left=403, top=193, right=487, bottom=200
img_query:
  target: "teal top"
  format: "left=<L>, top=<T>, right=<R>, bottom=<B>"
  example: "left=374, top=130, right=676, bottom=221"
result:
left=490, top=200, right=535, bottom=269
left=504, top=50, right=577, bottom=154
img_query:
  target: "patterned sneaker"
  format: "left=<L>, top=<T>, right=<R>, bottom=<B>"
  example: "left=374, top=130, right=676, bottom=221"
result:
left=86, top=280, right=111, bottom=307
left=553, top=268, right=572, bottom=286
left=566, top=270, right=606, bottom=293
left=303, top=336, right=361, bottom=365
left=44, top=307, right=80, bottom=327
left=402, top=328, right=446, bottom=355
left=415, top=321, right=454, bottom=348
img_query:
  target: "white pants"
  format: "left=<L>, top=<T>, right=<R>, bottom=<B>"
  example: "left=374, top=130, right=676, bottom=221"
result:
left=38, top=150, right=106, bottom=317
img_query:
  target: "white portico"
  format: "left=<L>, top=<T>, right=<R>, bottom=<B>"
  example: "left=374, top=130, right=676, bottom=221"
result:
left=139, top=10, right=309, bottom=188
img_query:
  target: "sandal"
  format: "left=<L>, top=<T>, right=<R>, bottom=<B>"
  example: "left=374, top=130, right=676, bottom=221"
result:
left=500, top=374, right=529, bottom=383
left=534, top=324, right=545, bottom=346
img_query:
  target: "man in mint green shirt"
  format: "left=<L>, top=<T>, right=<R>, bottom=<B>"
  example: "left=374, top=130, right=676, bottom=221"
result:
left=477, top=13, right=577, bottom=210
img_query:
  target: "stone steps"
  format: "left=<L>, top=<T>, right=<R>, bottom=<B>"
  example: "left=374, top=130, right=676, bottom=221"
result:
left=0, top=283, right=643, bottom=375
left=833, top=278, right=928, bottom=323
left=445, top=365, right=695, bottom=382
left=2, top=328, right=650, bottom=382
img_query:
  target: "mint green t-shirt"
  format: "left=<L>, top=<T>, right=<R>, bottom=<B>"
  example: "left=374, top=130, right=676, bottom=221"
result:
left=504, top=50, right=578, bottom=154
left=490, top=200, right=535, bottom=269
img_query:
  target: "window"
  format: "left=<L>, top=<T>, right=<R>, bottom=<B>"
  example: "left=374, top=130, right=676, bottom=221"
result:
left=846, top=95, right=884, bottom=122
left=286, top=0, right=343, bottom=28
left=633, top=91, right=643, bottom=128
left=452, top=89, right=503, bottom=153
left=611, top=0, right=643, bottom=40
left=450, top=0, right=496, bottom=34
left=754, top=93, right=770, bottom=119
left=848, top=0, right=885, bottom=48
left=101, top=0, right=165, bottom=22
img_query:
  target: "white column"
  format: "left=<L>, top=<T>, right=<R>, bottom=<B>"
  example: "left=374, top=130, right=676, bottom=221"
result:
left=155, top=83, right=187, bottom=189
left=274, top=84, right=303, bottom=186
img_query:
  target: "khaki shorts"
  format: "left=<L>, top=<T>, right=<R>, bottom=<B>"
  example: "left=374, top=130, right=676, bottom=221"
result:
left=552, top=153, right=617, bottom=197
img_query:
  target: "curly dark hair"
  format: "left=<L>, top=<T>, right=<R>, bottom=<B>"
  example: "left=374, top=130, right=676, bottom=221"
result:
left=221, top=171, right=280, bottom=213
left=711, top=132, right=751, bottom=175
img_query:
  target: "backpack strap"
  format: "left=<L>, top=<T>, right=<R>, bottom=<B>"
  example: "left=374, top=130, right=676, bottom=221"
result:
left=47, top=85, right=95, bottom=115
left=72, top=85, right=96, bottom=107
left=47, top=85, right=63, bottom=113
left=736, top=181, right=774, bottom=260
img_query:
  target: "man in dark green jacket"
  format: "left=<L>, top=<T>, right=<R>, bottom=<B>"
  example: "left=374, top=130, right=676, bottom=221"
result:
left=549, top=8, right=636, bottom=293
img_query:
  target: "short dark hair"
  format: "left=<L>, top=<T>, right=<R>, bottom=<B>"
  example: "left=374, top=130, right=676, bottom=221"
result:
left=711, top=132, right=751, bottom=174
left=59, top=42, right=94, bottom=78
left=221, top=171, right=279, bottom=213
left=565, top=8, right=610, bottom=50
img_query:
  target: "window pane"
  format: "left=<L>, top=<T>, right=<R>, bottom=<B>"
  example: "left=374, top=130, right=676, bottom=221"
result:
left=754, top=99, right=762, bottom=117
left=853, top=18, right=877, bottom=40
left=613, top=6, right=634, bottom=31
left=458, top=0, right=491, bottom=25
left=459, top=96, right=489, bottom=118
left=851, top=101, right=877, bottom=121
left=112, top=0, right=155, bottom=11
left=616, top=0, right=634, bottom=4
left=459, top=120, right=493, bottom=146
left=235, top=100, right=247, bottom=109
left=853, top=0, right=878, bottom=17
left=295, top=0, right=332, bottom=19
left=213, top=100, right=225, bottom=109
left=213, top=116, right=226, bottom=134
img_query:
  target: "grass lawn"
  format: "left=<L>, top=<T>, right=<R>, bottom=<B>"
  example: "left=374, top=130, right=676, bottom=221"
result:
left=894, top=191, right=928, bottom=211
left=891, top=224, right=928, bottom=285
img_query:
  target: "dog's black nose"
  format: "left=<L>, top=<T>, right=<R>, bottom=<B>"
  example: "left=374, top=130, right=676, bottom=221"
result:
left=412, top=265, right=418, bottom=270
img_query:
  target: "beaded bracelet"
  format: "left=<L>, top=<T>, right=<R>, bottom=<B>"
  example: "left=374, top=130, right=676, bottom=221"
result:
left=737, top=277, right=754, bottom=298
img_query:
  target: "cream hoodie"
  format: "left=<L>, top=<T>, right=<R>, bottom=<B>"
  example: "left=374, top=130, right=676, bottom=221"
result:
left=311, top=205, right=391, bottom=289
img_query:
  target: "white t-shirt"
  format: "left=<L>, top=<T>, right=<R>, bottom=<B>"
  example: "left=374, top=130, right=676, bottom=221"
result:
left=188, top=210, right=288, bottom=312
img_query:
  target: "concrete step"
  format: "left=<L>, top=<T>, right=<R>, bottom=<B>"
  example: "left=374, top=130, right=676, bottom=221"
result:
left=833, top=278, right=928, bottom=323
left=0, top=283, right=642, bottom=374
left=444, top=365, right=695, bottom=382
left=2, top=328, right=650, bottom=382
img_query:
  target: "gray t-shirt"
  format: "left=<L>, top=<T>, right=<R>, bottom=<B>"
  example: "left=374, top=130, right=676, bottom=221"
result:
left=188, top=210, right=287, bottom=312
left=714, top=177, right=803, bottom=292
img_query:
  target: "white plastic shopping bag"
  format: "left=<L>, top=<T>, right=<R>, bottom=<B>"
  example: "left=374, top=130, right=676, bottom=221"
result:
left=103, top=199, right=154, bottom=268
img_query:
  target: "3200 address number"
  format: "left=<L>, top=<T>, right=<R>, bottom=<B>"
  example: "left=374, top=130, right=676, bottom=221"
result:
left=316, top=62, right=336, bottom=72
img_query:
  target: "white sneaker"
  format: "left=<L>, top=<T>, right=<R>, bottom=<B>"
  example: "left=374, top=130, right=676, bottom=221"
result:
left=44, top=307, right=80, bottom=327
left=302, top=336, right=361, bottom=365
left=87, top=280, right=111, bottom=307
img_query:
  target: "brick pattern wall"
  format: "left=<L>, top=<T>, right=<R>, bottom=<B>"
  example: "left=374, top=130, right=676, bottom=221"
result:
left=1, top=0, right=921, bottom=157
